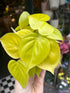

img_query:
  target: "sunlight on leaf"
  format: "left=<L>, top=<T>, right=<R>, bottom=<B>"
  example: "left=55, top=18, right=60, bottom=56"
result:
left=19, top=33, right=50, bottom=71
left=0, top=33, right=21, bottom=59
left=8, top=60, right=29, bottom=88
left=19, top=11, right=30, bottom=29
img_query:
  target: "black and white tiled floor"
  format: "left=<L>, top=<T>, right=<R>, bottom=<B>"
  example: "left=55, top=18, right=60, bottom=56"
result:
left=0, top=75, right=15, bottom=93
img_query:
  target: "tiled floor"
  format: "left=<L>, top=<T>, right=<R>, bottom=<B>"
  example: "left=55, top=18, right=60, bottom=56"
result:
left=0, top=75, right=15, bottom=93
left=0, top=75, right=58, bottom=93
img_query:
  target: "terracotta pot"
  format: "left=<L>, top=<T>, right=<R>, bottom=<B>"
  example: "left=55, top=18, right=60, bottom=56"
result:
left=49, top=0, right=59, bottom=10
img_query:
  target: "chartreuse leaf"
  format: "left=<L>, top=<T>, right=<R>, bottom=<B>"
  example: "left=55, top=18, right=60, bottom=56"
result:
left=19, top=33, right=50, bottom=71
left=24, top=26, right=34, bottom=31
left=47, top=29, right=63, bottom=40
left=29, top=17, right=44, bottom=30
left=16, top=29, right=33, bottom=38
left=38, top=22, right=54, bottom=35
left=38, top=22, right=63, bottom=40
left=29, top=15, right=63, bottom=41
left=19, top=11, right=30, bottom=29
left=0, top=33, right=21, bottom=59
left=29, top=67, right=36, bottom=78
left=8, top=60, right=29, bottom=88
left=29, top=67, right=41, bottom=78
left=29, top=13, right=50, bottom=30
left=35, top=67, right=41, bottom=77
left=15, top=26, right=20, bottom=31
left=29, top=13, right=50, bottom=21
left=37, top=39, right=61, bottom=74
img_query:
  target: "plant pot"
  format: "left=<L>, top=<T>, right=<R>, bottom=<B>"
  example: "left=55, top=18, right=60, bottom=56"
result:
left=43, top=10, right=53, bottom=20
left=49, top=0, right=59, bottom=10
left=59, top=0, right=66, bottom=6
left=50, top=19, right=59, bottom=28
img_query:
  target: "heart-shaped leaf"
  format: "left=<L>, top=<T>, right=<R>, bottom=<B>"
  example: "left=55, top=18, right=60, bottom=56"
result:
left=0, top=33, right=21, bottom=59
left=29, top=13, right=50, bottom=30
left=38, top=22, right=63, bottom=41
left=29, top=15, right=63, bottom=41
left=38, top=39, right=61, bottom=74
left=19, top=33, right=50, bottom=71
left=39, top=22, right=63, bottom=40
left=19, top=11, right=30, bottom=29
left=8, top=60, right=29, bottom=88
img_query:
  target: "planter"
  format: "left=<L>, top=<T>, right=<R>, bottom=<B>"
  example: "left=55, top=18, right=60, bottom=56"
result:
left=49, top=0, right=59, bottom=10
left=50, top=19, right=59, bottom=28
left=43, top=10, right=53, bottom=20
left=59, top=0, right=66, bottom=6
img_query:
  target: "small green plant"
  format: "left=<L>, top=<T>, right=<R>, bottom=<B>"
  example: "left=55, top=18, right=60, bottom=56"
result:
left=0, top=11, right=63, bottom=88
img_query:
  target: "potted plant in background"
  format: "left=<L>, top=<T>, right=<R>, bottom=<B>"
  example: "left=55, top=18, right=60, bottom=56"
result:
left=0, top=11, right=63, bottom=89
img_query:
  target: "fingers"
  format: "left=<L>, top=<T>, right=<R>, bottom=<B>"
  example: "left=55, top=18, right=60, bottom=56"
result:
left=39, top=70, right=46, bottom=79
left=14, top=80, right=23, bottom=93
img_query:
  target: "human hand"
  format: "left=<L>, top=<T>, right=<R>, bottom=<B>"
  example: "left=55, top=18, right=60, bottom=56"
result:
left=14, top=70, right=46, bottom=93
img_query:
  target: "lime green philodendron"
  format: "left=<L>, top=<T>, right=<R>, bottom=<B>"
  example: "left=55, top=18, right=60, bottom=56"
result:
left=0, top=11, right=63, bottom=88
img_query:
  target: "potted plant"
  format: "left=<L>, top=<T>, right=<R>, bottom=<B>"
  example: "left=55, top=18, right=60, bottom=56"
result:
left=0, top=11, right=63, bottom=88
